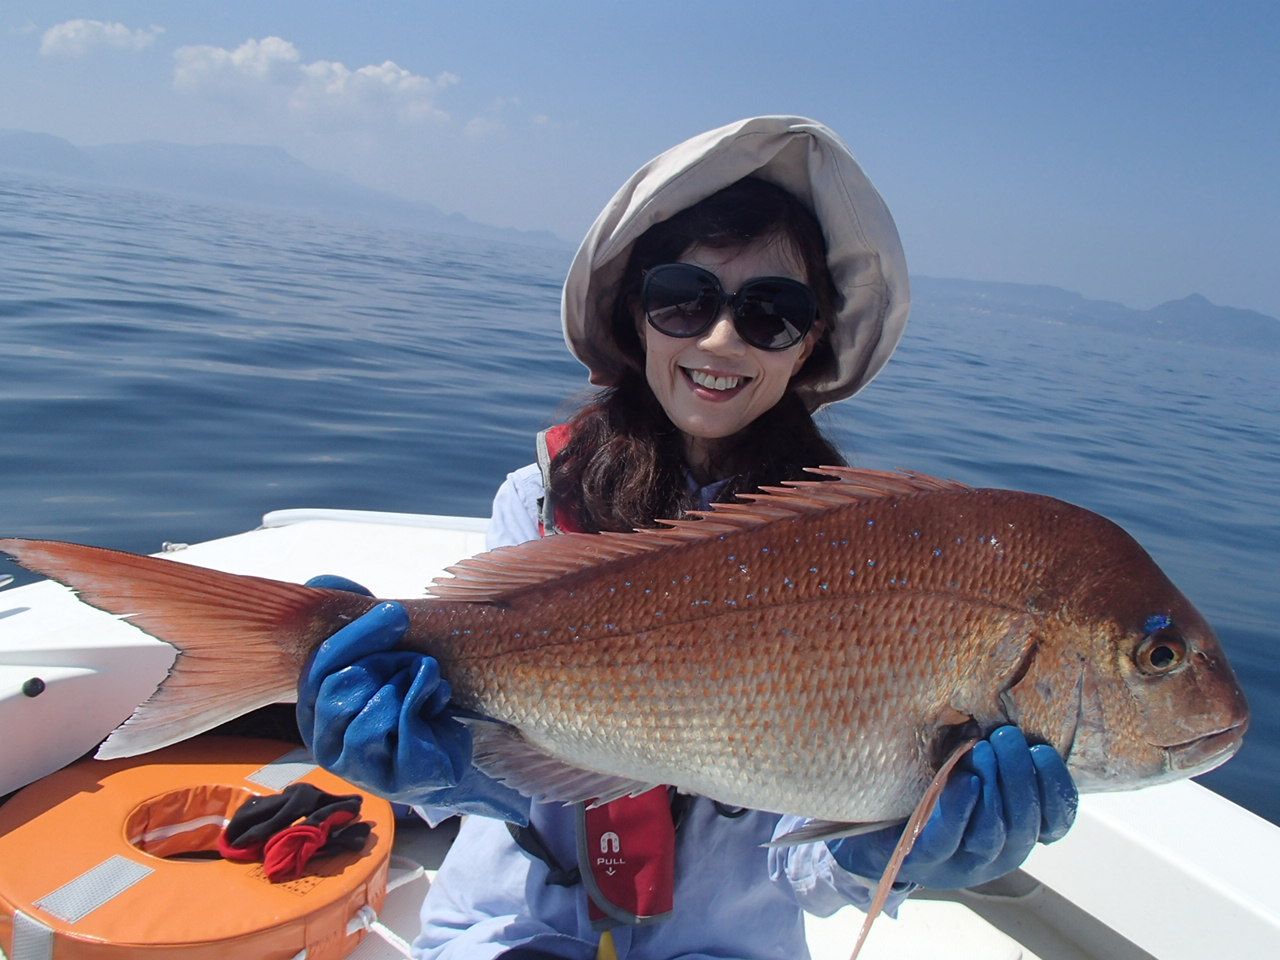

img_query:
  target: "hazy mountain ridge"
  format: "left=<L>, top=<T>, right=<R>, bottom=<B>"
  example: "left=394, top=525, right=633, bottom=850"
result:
left=2, top=130, right=1276, bottom=350
left=911, top=276, right=1279, bottom=352
left=0, top=129, right=566, bottom=249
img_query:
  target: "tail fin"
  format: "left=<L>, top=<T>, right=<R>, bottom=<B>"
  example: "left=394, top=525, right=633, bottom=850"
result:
left=0, top=538, right=372, bottom=759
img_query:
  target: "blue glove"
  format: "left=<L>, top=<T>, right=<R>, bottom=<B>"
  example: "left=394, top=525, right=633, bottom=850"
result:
left=828, top=725, right=1077, bottom=889
left=296, top=575, right=530, bottom=824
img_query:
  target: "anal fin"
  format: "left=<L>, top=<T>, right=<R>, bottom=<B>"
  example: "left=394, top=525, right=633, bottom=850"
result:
left=462, top=718, right=657, bottom=806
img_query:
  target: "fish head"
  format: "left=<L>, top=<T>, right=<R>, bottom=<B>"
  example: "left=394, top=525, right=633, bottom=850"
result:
left=1039, top=521, right=1250, bottom=792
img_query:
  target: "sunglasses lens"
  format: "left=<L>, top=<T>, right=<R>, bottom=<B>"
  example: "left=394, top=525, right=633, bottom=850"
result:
left=734, top=279, right=816, bottom=349
left=643, top=265, right=719, bottom=337
left=643, top=265, right=816, bottom=350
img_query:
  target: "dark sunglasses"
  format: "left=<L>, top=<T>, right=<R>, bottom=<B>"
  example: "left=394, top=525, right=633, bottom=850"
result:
left=641, top=263, right=817, bottom=351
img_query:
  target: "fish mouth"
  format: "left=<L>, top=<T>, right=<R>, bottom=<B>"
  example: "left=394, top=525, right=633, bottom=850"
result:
left=1164, top=722, right=1248, bottom=777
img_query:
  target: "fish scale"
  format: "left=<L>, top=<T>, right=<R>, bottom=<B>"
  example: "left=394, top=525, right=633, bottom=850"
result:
left=0, top=467, right=1249, bottom=826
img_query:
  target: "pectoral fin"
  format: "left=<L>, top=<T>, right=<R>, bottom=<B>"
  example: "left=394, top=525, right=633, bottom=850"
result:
left=768, top=818, right=902, bottom=847
left=847, top=737, right=980, bottom=960
left=949, top=613, right=1037, bottom=732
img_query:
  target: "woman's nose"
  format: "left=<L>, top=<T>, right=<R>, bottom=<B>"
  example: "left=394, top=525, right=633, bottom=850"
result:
left=696, top=309, right=746, bottom=354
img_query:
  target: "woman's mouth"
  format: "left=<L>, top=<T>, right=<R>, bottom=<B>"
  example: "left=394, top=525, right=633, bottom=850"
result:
left=685, top=368, right=750, bottom=397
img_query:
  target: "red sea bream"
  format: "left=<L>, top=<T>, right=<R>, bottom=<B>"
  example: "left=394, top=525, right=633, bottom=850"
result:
left=0, top=468, right=1249, bottom=827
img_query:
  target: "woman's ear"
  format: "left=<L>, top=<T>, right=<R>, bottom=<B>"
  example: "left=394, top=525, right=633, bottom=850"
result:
left=790, top=330, right=817, bottom=376
left=632, top=296, right=647, bottom=352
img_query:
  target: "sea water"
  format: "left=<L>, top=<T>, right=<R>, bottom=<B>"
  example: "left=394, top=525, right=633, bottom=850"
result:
left=1, top=170, right=1276, bottom=823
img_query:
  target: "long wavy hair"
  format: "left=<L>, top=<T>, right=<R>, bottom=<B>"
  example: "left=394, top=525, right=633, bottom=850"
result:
left=548, top=178, right=848, bottom=533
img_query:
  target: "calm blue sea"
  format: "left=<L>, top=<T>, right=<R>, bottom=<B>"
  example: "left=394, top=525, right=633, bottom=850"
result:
left=2, top=170, right=1277, bottom=824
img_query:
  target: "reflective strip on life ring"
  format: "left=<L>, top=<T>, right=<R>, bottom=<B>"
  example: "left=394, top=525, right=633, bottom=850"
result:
left=35, top=855, right=153, bottom=924
left=0, top=737, right=395, bottom=960
left=12, top=910, right=54, bottom=960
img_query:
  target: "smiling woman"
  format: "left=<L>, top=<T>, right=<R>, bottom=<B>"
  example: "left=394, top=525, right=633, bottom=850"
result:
left=283, top=116, right=1084, bottom=960
left=636, top=234, right=821, bottom=474
left=630, top=188, right=825, bottom=478
left=566, top=176, right=843, bottom=510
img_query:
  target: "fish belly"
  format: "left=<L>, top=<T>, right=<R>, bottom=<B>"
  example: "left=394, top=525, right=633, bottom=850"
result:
left=430, top=595, right=1005, bottom=822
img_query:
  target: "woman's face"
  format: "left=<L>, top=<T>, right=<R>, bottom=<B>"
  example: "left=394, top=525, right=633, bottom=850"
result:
left=636, top=237, right=816, bottom=471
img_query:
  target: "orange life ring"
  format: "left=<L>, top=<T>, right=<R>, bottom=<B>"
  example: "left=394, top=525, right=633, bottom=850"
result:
left=0, top=736, right=395, bottom=960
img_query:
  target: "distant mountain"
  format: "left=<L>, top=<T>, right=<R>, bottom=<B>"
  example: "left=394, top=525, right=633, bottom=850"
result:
left=3, top=130, right=1274, bottom=348
left=0, top=130, right=567, bottom=249
left=911, top=276, right=1279, bottom=352
left=1143, top=293, right=1280, bottom=349
left=0, top=130, right=89, bottom=175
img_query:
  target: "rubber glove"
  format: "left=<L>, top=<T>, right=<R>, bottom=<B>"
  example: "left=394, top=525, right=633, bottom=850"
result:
left=828, top=725, right=1077, bottom=889
left=296, top=575, right=530, bottom=824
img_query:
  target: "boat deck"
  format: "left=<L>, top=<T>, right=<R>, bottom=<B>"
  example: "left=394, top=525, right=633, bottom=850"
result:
left=3, top=510, right=1278, bottom=959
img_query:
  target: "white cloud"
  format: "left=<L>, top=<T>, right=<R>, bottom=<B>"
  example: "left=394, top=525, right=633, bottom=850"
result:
left=174, top=37, right=457, bottom=124
left=464, top=97, right=526, bottom=139
left=464, top=116, right=505, bottom=139
left=40, top=19, right=163, bottom=57
left=173, top=36, right=300, bottom=86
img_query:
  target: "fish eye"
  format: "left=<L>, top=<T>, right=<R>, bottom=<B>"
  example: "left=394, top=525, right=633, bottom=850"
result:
left=1135, top=626, right=1187, bottom=675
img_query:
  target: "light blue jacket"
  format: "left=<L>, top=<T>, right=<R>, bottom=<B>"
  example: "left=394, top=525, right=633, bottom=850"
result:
left=412, top=465, right=908, bottom=959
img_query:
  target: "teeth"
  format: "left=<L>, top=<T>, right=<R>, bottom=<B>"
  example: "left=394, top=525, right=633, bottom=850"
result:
left=689, top=370, right=743, bottom=391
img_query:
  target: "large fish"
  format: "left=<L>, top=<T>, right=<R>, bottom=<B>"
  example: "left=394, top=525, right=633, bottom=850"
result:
left=0, top=468, right=1249, bottom=828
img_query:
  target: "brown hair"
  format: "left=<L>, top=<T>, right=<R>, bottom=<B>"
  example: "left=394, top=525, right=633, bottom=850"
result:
left=549, top=178, right=847, bottom=533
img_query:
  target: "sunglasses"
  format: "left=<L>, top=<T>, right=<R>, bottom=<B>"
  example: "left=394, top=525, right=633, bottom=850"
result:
left=641, top=263, right=817, bottom=351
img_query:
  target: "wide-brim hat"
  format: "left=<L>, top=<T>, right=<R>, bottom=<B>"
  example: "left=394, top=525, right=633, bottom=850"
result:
left=561, top=116, right=910, bottom=410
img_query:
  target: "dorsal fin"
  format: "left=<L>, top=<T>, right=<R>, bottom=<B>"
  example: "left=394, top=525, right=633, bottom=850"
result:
left=427, top=467, right=968, bottom=603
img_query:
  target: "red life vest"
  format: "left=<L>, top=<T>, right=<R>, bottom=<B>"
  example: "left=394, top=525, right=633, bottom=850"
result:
left=535, top=425, right=676, bottom=927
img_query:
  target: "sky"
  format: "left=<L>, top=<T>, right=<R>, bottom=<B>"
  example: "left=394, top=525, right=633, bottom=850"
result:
left=2, top=1, right=1278, bottom=316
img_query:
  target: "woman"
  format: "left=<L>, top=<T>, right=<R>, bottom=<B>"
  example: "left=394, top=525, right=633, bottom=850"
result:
left=296, top=117, right=1076, bottom=959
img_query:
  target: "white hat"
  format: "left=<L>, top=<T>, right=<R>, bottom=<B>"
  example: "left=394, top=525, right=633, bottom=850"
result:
left=561, top=116, right=910, bottom=410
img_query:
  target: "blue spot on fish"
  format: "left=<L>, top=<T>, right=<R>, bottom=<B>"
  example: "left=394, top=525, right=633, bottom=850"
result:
left=1145, top=614, right=1173, bottom=634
